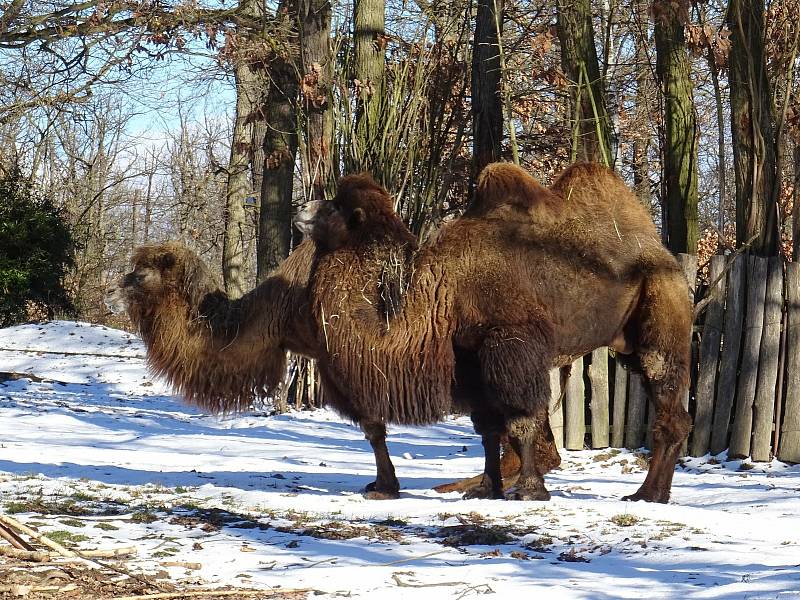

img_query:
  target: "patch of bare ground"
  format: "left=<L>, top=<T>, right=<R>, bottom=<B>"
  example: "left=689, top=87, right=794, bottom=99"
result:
left=0, top=512, right=311, bottom=600
left=0, top=556, right=310, bottom=599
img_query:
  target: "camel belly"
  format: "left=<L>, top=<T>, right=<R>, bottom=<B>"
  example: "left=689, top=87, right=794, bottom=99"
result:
left=549, top=275, right=640, bottom=360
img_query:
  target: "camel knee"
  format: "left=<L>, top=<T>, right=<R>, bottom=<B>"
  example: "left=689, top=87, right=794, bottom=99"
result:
left=652, top=407, right=692, bottom=445
left=362, top=421, right=387, bottom=442
left=507, top=414, right=546, bottom=441
left=640, top=348, right=690, bottom=395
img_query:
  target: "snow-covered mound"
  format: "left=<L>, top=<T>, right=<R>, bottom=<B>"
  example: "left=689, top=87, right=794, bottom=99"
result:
left=1, top=320, right=799, bottom=598
left=0, top=319, right=144, bottom=356
left=0, top=320, right=169, bottom=392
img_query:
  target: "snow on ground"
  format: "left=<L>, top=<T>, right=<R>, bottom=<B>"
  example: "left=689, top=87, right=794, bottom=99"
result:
left=1, top=320, right=799, bottom=599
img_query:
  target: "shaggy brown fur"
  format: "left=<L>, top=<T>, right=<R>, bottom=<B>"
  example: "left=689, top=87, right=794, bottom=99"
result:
left=306, top=162, right=693, bottom=503
left=106, top=241, right=318, bottom=413
left=107, top=236, right=560, bottom=499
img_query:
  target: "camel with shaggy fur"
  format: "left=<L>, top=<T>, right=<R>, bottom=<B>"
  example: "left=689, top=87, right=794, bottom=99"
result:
left=301, top=162, right=693, bottom=503
left=106, top=239, right=558, bottom=498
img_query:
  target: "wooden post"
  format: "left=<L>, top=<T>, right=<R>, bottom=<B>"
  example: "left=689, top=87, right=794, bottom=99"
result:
left=691, top=255, right=726, bottom=456
left=589, top=348, right=610, bottom=448
left=549, top=368, right=564, bottom=449
left=779, top=262, right=800, bottom=462
left=729, top=256, right=769, bottom=458
left=564, top=357, right=585, bottom=450
left=611, top=356, right=628, bottom=448
left=751, top=257, right=784, bottom=461
left=677, top=253, right=698, bottom=456
left=625, top=372, right=647, bottom=449
left=711, top=254, right=746, bottom=454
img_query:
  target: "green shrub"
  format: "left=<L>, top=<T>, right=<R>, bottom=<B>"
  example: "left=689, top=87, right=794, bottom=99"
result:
left=0, top=167, right=74, bottom=326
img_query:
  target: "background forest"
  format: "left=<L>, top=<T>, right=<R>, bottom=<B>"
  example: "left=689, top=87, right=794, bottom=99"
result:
left=1, top=0, right=798, bottom=327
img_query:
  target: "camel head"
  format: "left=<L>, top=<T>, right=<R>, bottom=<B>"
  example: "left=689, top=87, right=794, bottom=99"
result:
left=106, top=242, right=221, bottom=328
left=107, top=241, right=287, bottom=414
left=295, top=173, right=417, bottom=252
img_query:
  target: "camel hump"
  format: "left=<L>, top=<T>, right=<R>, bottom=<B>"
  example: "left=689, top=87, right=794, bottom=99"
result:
left=467, top=162, right=556, bottom=217
left=550, top=162, right=622, bottom=199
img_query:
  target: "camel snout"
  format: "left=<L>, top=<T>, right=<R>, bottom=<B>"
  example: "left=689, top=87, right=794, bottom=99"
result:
left=104, top=284, right=127, bottom=314
left=294, top=200, right=324, bottom=236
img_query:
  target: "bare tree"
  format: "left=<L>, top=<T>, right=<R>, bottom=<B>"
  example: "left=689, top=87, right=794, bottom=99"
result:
left=299, top=0, right=334, bottom=201
left=728, top=0, right=779, bottom=256
left=472, top=0, right=505, bottom=174
left=223, top=0, right=269, bottom=298
left=556, top=0, right=613, bottom=165
left=654, top=0, right=699, bottom=254
left=257, top=1, right=300, bottom=280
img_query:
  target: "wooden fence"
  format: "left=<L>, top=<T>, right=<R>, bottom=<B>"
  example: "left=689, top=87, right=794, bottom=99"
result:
left=549, top=253, right=800, bottom=463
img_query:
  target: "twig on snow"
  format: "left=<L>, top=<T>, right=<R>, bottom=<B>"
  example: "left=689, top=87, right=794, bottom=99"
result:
left=110, top=588, right=314, bottom=600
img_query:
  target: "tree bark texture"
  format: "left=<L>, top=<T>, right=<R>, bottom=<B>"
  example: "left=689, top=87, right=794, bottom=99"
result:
left=472, top=0, right=504, bottom=174
left=299, top=0, right=333, bottom=201
left=728, top=0, right=779, bottom=256
left=556, top=0, right=612, bottom=165
left=353, top=0, right=386, bottom=173
left=792, top=142, right=800, bottom=259
left=632, top=0, right=653, bottom=210
left=257, top=3, right=300, bottom=281
left=223, top=0, right=266, bottom=298
left=654, top=0, right=699, bottom=255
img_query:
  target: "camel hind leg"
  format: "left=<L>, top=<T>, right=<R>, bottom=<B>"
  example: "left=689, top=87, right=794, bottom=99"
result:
left=479, top=322, right=554, bottom=501
left=624, top=268, right=693, bottom=503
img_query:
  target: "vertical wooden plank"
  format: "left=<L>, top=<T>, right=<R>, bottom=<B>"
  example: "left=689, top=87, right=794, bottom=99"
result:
left=564, top=357, right=585, bottom=450
left=691, top=255, right=726, bottom=456
left=548, top=368, right=564, bottom=449
left=589, top=347, right=610, bottom=448
left=779, top=263, right=800, bottom=462
left=729, top=256, right=769, bottom=458
left=751, top=257, right=784, bottom=461
left=677, top=253, right=698, bottom=456
left=625, top=372, right=647, bottom=449
left=611, top=356, right=628, bottom=448
left=711, top=254, right=746, bottom=454
left=677, top=253, right=699, bottom=299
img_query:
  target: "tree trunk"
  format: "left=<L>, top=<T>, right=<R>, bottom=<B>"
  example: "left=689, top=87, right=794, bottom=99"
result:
left=654, top=0, right=699, bottom=255
left=257, top=2, right=300, bottom=281
left=793, top=142, right=800, bottom=259
left=224, top=54, right=262, bottom=298
left=472, top=0, right=504, bottom=175
left=556, top=0, right=612, bottom=165
left=632, top=0, right=653, bottom=210
left=353, top=0, right=385, bottom=173
left=728, top=0, right=779, bottom=256
left=299, top=0, right=333, bottom=201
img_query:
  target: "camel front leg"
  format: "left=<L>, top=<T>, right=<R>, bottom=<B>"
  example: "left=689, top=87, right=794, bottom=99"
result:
left=623, top=269, right=693, bottom=503
left=623, top=382, right=691, bottom=503
left=361, top=421, right=400, bottom=499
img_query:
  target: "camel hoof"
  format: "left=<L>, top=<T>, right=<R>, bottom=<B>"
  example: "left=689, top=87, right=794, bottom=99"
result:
left=364, top=481, right=399, bottom=500
left=505, top=480, right=550, bottom=501
left=364, top=489, right=400, bottom=500
left=462, top=484, right=504, bottom=500
left=461, top=475, right=504, bottom=500
left=622, top=489, right=669, bottom=503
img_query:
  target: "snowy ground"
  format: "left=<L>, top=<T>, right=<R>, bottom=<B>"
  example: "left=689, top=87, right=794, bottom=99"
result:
left=1, top=320, right=799, bottom=599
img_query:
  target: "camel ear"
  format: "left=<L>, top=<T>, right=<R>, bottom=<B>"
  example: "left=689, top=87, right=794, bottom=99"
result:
left=351, top=207, right=366, bottom=227
left=155, top=252, right=176, bottom=271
